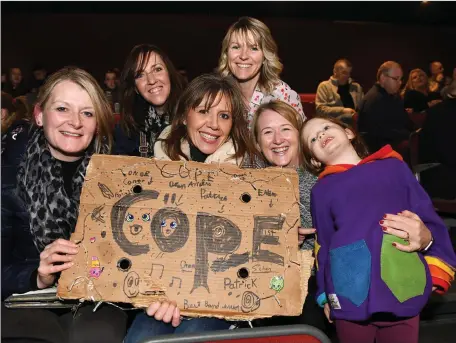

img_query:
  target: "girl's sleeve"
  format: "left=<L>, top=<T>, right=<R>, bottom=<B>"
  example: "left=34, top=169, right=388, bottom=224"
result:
left=399, top=161, right=456, bottom=293
left=310, top=188, right=335, bottom=307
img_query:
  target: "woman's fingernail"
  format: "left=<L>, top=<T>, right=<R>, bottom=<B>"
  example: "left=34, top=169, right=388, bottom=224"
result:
left=379, top=220, right=384, bottom=225
left=382, top=227, right=387, bottom=231
left=392, top=243, right=397, bottom=247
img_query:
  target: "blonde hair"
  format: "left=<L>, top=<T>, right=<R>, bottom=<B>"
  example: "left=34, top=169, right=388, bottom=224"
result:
left=217, top=17, right=283, bottom=94
left=36, top=67, right=113, bottom=153
left=252, top=100, right=303, bottom=145
left=401, top=68, right=428, bottom=97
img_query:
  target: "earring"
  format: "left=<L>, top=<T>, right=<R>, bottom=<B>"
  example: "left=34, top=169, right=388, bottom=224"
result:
left=183, top=120, right=187, bottom=126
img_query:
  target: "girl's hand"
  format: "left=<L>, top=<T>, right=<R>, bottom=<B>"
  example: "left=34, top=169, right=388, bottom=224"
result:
left=37, top=239, right=79, bottom=289
left=298, top=227, right=316, bottom=245
left=381, top=210, right=432, bottom=252
left=146, top=301, right=181, bottom=327
left=324, top=303, right=333, bottom=323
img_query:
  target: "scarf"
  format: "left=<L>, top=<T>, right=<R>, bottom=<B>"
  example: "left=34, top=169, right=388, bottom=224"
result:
left=16, top=128, right=100, bottom=252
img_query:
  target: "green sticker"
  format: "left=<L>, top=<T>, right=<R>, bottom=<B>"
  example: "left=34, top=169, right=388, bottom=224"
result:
left=270, top=276, right=284, bottom=292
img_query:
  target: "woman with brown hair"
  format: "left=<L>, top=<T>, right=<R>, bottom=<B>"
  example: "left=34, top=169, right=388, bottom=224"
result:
left=217, top=17, right=305, bottom=129
left=114, top=44, right=186, bottom=157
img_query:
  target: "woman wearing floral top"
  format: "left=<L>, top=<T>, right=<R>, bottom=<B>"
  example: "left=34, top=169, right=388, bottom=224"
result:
left=217, top=16, right=305, bottom=129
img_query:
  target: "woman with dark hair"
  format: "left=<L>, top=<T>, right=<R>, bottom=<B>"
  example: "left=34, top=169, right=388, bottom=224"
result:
left=124, top=73, right=259, bottom=343
left=154, top=73, right=256, bottom=165
left=114, top=44, right=186, bottom=157
left=1, top=67, right=127, bottom=343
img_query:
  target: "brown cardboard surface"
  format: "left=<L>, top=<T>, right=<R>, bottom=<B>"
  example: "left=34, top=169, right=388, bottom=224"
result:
left=57, top=155, right=311, bottom=320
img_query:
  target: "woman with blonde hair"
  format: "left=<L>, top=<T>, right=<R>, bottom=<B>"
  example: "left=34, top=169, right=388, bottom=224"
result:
left=402, top=68, right=440, bottom=113
left=2, top=67, right=127, bottom=343
left=217, top=17, right=305, bottom=129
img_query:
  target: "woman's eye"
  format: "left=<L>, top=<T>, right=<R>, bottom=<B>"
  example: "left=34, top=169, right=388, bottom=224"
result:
left=220, top=113, right=230, bottom=120
left=324, top=125, right=330, bottom=131
left=142, top=213, right=151, bottom=222
left=310, top=137, right=317, bottom=143
left=154, top=67, right=163, bottom=73
left=263, top=130, right=272, bottom=135
left=135, top=73, right=144, bottom=79
left=125, top=213, right=134, bottom=222
left=82, top=111, right=93, bottom=117
left=230, top=45, right=239, bottom=50
left=198, top=109, right=208, bottom=114
left=56, top=107, right=67, bottom=112
left=160, top=220, right=166, bottom=227
left=251, top=46, right=260, bottom=51
left=170, top=222, right=177, bottom=229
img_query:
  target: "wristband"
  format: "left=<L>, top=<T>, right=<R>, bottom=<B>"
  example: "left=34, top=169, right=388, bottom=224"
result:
left=422, top=236, right=434, bottom=252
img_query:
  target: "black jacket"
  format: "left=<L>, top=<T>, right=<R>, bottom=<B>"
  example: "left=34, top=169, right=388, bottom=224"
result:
left=1, top=124, right=39, bottom=299
left=358, top=84, right=413, bottom=153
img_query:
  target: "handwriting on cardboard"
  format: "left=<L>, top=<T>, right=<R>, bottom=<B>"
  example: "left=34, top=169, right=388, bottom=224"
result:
left=57, top=155, right=309, bottom=320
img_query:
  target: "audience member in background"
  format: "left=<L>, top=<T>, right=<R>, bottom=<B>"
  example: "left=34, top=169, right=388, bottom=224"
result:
left=124, top=73, right=257, bottom=343
left=428, top=61, right=451, bottom=98
left=217, top=16, right=305, bottom=129
left=358, top=61, right=413, bottom=158
left=103, top=69, right=121, bottom=109
left=419, top=81, right=456, bottom=200
left=1, top=91, right=15, bottom=123
left=315, top=59, right=363, bottom=124
left=250, top=100, right=331, bottom=334
left=114, top=44, right=185, bottom=157
left=441, top=67, right=456, bottom=100
left=402, top=68, right=441, bottom=113
left=1, top=67, right=127, bottom=343
left=2, top=96, right=33, bottom=177
left=3, top=67, right=28, bottom=98
left=30, top=65, right=48, bottom=93
left=1, top=72, right=7, bottom=90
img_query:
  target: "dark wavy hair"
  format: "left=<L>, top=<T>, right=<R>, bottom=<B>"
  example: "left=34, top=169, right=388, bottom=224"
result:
left=160, top=73, right=256, bottom=163
left=301, top=116, right=369, bottom=176
left=119, top=44, right=185, bottom=135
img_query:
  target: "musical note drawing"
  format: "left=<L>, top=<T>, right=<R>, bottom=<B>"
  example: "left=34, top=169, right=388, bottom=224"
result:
left=169, top=276, right=182, bottom=289
left=148, top=264, right=164, bottom=279
left=98, top=182, right=114, bottom=199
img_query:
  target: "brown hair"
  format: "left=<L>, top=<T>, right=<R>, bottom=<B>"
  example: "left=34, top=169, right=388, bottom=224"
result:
left=119, top=44, right=185, bottom=135
left=1, top=95, right=32, bottom=134
left=160, top=73, right=256, bottom=163
left=217, top=17, right=282, bottom=94
left=301, top=116, right=369, bottom=176
left=36, top=67, right=113, bottom=153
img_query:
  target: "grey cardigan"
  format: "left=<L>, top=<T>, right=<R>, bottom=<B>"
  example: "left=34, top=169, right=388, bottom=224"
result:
left=315, top=76, right=364, bottom=118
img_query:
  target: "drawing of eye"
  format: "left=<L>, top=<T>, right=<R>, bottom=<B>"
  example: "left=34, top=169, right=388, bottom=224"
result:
left=142, top=213, right=151, bottom=222
left=170, top=221, right=177, bottom=229
left=161, top=220, right=166, bottom=227
left=125, top=213, right=134, bottom=222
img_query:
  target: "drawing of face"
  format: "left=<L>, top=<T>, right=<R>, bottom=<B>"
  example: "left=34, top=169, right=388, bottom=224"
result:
left=269, top=276, right=284, bottom=292
left=122, top=200, right=153, bottom=245
left=160, top=215, right=179, bottom=237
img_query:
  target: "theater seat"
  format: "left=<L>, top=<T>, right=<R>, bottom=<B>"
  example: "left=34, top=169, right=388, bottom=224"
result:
left=299, top=93, right=317, bottom=119
left=139, top=324, right=331, bottom=343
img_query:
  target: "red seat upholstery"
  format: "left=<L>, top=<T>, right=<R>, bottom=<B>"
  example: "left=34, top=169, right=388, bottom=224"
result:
left=299, top=93, right=317, bottom=119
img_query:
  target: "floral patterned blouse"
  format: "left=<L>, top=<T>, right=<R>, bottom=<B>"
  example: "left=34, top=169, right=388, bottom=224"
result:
left=247, top=80, right=306, bottom=129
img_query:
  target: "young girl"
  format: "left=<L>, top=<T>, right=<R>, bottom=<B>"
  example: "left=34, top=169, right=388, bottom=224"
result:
left=300, top=116, right=456, bottom=343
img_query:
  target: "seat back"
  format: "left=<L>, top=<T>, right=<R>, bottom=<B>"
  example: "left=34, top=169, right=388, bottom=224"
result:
left=139, top=324, right=331, bottom=343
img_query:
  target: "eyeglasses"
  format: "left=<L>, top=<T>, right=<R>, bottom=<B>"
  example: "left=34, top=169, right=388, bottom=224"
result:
left=385, top=74, right=403, bottom=82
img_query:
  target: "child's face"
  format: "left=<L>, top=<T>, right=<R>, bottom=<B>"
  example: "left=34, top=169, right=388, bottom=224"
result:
left=302, top=118, right=354, bottom=166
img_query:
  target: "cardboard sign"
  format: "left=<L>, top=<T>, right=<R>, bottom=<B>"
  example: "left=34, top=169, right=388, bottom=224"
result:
left=57, top=155, right=313, bottom=320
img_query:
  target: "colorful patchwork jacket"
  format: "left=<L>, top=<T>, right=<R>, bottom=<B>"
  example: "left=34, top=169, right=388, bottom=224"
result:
left=311, top=145, right=456, bottom=321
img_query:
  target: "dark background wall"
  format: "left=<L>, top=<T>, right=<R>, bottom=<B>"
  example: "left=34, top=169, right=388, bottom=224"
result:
left=2, top=10, right=456, bottom=93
